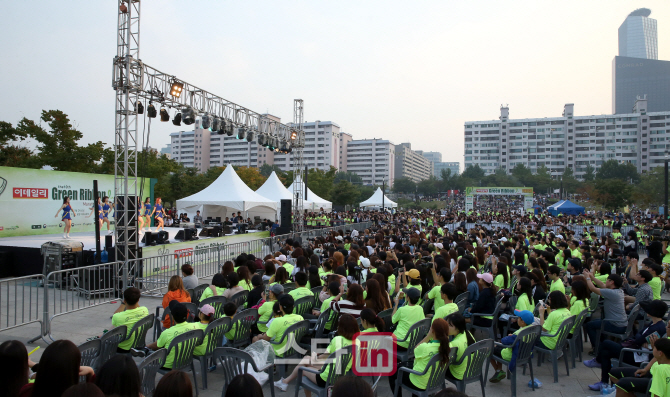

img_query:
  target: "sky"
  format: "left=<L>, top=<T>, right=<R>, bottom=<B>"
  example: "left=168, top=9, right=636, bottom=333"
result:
left=2, top=1, right=669, bottom=170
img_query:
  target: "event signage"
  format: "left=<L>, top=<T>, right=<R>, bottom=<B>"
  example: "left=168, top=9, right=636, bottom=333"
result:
left=0, top=166, right=153, bottom=237
left=464, top=186, right=534, bottom=213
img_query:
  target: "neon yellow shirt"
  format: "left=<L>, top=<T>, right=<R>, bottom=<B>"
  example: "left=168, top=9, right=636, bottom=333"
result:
left=112, top=306, right=149, bottom=350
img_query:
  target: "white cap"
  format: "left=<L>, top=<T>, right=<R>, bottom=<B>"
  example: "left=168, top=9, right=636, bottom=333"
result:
left=499, top=237, right=508, bottom=242
left=435, top=243, right=444, bottom=249
left=277, top=254, right=287, bottom=261
left=335, top=236, right=344, bottom=241
left=360, top=258, right=371, bottom=268
left=556, top=234, right=564, bottom=239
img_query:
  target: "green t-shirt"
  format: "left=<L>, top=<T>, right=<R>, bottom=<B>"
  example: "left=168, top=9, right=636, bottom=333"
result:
left=320, top=336, right=353, bottom=381
left=448, top=332, right=469, bottom=380
left=282, top=263, right=294, bottom=275
left=392, top=305, right=425, bottom=348
left=224, top=315, right=237, bottom=340
left=493, top=274, right=505, bottom=290
left=433, top=302, right=458, bottom=323
left=501, top=325, right=531, bottom=361
left=569, top=296, right=588, bottom=333
left=193, top=322, right=209, bottom=356
left=320, top=297, right=336, bottom=329
left=289, top=286, right=313, bottom=301
left=540, top=308, right=572, bottom=349
left=111, top=306, right=149, bottom=350
left=550, top=279, right=565, bottom=294
left=266, top=313, right=304, bottom=356
left=157, top=322, right=199, bottom=368
left=595, top=273, right=609, bottom=284
left=570, top=249, right=582, bottom=260
left=648, top=277, right=662, bottom=300
left=649, top=362, right=670, bottom=397
left=200, top=286, right=226, bottom=301
left=427, top=285, right=446, bottom=311
left=515, top=294, right=534, bottom=313
left=257, top=301, right=275, bottom=333
left=239, top=279, right=253, bottom=291
left=409, top=341, right=441, bottom=389
left=362, top=327, right=378, bottom=333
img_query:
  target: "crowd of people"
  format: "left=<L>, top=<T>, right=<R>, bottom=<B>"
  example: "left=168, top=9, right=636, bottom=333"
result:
left=3, top=207, right=670, bottom=397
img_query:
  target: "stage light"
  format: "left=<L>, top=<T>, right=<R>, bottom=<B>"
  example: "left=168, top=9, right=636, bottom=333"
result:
left=170, top=81, right=184, bottom=98
left=172, top=111, right=182, bottom=126
left=147, top=103, right=157, bottom=118
left=201, top=113, right=211, bottom=130
left=225, top=120, right=234, bottom=136
left=160, top=107, right=169, bottom=122
left=257, top=134, right=266, bottom=146
left=290, top=129, right=297, bottom=140
left=246, top=130, right=255, bottom=142
left=135, top=101, right=144, bottom=114
left=236, top=127, right=246, bottom=140
left=182, top=107, right=196, bottom=125
left=211, top=117, right=221, bottom=133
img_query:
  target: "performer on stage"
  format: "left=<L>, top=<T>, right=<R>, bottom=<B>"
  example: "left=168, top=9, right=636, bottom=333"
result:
left=86, top=197, right=103, bottom=230
left=137, top=197, right=145, bottom=232
left=143, top=197, right=152, bottom=232
left=55, top=196, right=75, bottom=239
left=149, top=197, right=166, bottom=231
left=101, top=196, right=113, bottom=235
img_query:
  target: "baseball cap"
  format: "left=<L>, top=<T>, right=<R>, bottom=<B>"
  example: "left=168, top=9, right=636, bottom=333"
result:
left=277, top=254, right=287, bottom=262
left=435, top=243, right=444, bottom=250
left=477, top=273, right=494, bottom=284
left=407, top=269, right=420, bottom=279
left=512, top=265, right=527, bottom=275
left=168, top=300, right=188, bottom=323
left=499, top=237, right=508, bottom=242
left=639, top=300, right=668, bottom=318
left=270, top=284, right=285, bottom=295
left=514, top=309, right=535, bottom=325
left=402, top=287, right=421, bottom=300
left=200, top=304, right=215, bottom=317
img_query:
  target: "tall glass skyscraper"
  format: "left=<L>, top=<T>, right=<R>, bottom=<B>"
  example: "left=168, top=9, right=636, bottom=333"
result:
left=618, top=8, right=657, bottom=60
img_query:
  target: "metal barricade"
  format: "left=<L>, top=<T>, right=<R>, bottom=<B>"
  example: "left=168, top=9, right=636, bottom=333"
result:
left=0, top=274, right=46, bottom=343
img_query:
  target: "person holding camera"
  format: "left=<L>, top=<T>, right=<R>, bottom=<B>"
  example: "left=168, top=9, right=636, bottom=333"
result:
left=582, top=270, right=628, bottom=355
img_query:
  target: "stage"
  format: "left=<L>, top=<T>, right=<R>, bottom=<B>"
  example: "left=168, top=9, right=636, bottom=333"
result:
left=0, top=227, right=270, bottom=278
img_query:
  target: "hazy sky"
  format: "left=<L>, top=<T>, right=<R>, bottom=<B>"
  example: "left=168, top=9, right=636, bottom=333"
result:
left=2, top=1, right=669, bottom=170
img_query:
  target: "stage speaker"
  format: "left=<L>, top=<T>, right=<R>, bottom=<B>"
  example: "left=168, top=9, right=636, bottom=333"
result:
left=199, top=227, right=215, bottom=237
left=79, top=265, right=114, bottom=294
left=275, top=226, right=291, bottom=235
left=141, top=232, right=155, bottom=246
left=212, top=226, right=222, bottom=237
left=175, top=228, right=198, bottom=241
left=104, top=235, right=113, bottom=251
left=155, top=230, right=170, bottom=244
left=280, top=199, right=292, bottom=228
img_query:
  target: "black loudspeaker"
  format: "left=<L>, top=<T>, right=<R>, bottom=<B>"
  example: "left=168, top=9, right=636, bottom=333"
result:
left=142, top=232, right=155, bottom=246
left=175, top=228, right=198, bottom=241
left=280, top=199, right=292, bottom=228
left=212, top=226, right=222, bottom=237
left=199, top=227, right=215, bottom=237
left=155, top=230, right=170, bottom=244
left=80, top=265, right=114, bottom=293
left=104, top=235, right=113, bottom=250
left=275, top=226, right=291, bottom=235
left=215, top=217, right=221, bottom=222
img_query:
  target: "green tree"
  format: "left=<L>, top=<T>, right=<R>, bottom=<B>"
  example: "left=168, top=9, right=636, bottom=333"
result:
left=596, top=160, right=640, bottom=183
left=334, top=171, right=363, bottom=185
left=593, top=178, right=633, bottom=210
left=305, top=166, right=337, bottom=200
left=356, top=185, right=376, bottom=203
left=531, top=165, right=553, bottom=193
left=259, top=163, right=286, bottom=179
left=461, top=164, right=486, bottom=182
left=634, top=166, right=667, bottom=207
left=583, top=165, right=596, bottom=182
left=417, top=176, right=439, bottom=196
left=393, top=177, right=416, bottom=193
left=560, top=166, right=581, bottom=196
left=511, top=163, right=533, bottom=186
left=330, top=180, right=360, bottom=206
left=0, top=121, right=36, bottom=167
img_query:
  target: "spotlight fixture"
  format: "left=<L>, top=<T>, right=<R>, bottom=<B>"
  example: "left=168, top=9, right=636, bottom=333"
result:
left=182, top=107, right=196, bottom=125
left=257, top=134, right=266, bottom=146
left=225, top=120, right=234, bottom=136
left=147, top=103, right=157, bottom=118
left=211, top=117, right=221, bottom=133
left=236, top=127, right=246, bottom=140
left=172, top=111, right=182, bottom=126
left=159, top=107, right=169, bottom=122
left=135, top=101, right=144, bottom=114
left=170, top=81, right=184, bottom=98
left=201, top=113, right=211, bottom=130
left=246, top=130, right=255, bottom=142
left=290, top=129, right=297, bottom=140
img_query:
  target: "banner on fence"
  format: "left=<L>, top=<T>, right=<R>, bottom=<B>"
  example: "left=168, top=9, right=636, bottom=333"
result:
left=0, top=166, right=154, bottom=237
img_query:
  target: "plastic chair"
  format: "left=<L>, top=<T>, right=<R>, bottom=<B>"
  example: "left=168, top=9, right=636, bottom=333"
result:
left=125, top=314, right=155, bottom=351
left=311, top=286, right=323, bottom=307
left=311, top=309, right=338, bottom=340
left=377, top=308, right=393, bottom=332
left=269, top=320, right=311, bottom=380
left=457, top=299, right=469, bottom=314
left=536, top=315, right=575, bottom=383
left=294, top=346, right=353, bottom=397
left=489, top=325, right=541, bottom=397
left=157, top=329, right=204, bottom=396
left=200, top=296, right=228, bottom=318
left=138, top=348, right=167, bottom=397
left=225, top=309, right=258, bottom=349
left=78, top=339, right=101, bottom=382
left=611, top=347, right=653, bottom=369
left=595, top=304, right=640, bottom=355
left=215, top=347, right=275, bottom=397
left=396, top=318, right=431, bottom=362
left=583, top=292, right=601, bottom=343
left=468, top=299, right=503, bottom=340
left=455, top=292, right=469, bottom=304
left=393, top=349, right=457, bottom=397
left=566, top=309, right=588, bottom=368
left=293, top=296, right=314, bottom=317
left=154, top=306, right=173, bottom=341
left=422, top=298, right=435, bottom=316
left=446, top=338, right=494, bottom=397
left=192, top=284, right=210, bottom=305
left=97, top=325, right=127, bottom=369
left=228, top=290, right=249, bottom=309
left=194, top=317, right=232, bottom=390
left=183, top=302, right=199, bottom=322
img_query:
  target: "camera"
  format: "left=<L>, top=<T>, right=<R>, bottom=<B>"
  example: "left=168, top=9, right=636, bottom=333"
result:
left=649, top=228, right=670, bottom=242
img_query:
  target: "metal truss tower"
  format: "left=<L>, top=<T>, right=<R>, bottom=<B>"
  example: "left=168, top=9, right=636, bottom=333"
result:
left=292, top=99, right=305, bottom=232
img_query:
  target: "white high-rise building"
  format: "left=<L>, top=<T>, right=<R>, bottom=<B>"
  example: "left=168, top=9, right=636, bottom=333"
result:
left=273, top=121, right=343, bottom=172
left=346, top=139, right=395, bottom=186
left=619, top=8, right=658, bottom=60
left=433, top=162, right=460, bottom=177
left=395, top=143, right=433, bottom=183
left=464, top=98, right=670, bottom=179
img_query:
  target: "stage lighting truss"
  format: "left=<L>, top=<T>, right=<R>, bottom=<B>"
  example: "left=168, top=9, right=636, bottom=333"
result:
left=200, top=113, right=211, bottom=130
left=147, top=103, right=157, bottom=118
left=182, top=107, right=196, bottom=125
left=159, top=106, right=169, bottom=122
left=257, top=133, right=267, bottom=146
left=170, top=81, right=184, bottom=97
left=172, top=110, right=182, bottom=126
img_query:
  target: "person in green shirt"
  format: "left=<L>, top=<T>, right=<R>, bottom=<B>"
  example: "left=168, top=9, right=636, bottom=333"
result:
left=274, top=314, right=359, bottom=392
left=256, top=284, right=284, bottom=334
left=391, top=288, right=425, bottom=349
left=200, top=273, right=227, bottom=301
left=427, top=267, right=451, bottom=312
left=536, top=291, right=573, bottom=350
left=489, top=309, right=534, bottom=383
left=223, top=302, right=239, bottom=342
left=643, top=262, right=664, bottom=301
left=648, top=338, right=670, bottom=397
left=445, top=312, right=476, bottom=381
left=548, top=265, right=565, bottom=294
left=389, top=317, right=452, bottom=395
left=360, top=307, right=386, bottom=332
left=433, top=282, right=459, bottom=322
left=193, top=304, right=216, bottom=357
left=146, top=301, right=198, bottom=369
left=289, top=272, right=314, bottom=301
left=568, top=280, right=589, bottom=335
left=112, top=287, right=149, bottom=353
left=253, top=295, right=304, bottom=357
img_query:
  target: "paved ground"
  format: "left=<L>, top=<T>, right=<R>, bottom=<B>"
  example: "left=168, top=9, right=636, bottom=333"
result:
left=2, top=276, right=667, bottom=397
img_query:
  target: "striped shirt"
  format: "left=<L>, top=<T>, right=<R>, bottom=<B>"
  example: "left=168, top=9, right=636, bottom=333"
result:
left=330, top=299, right=365, bottom=318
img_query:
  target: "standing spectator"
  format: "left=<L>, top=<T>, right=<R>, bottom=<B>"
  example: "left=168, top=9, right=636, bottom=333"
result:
left=193, top=210, right=203, bottom=228
left=582, top=270, right=628, bottom=355
left=181, top=264, right=198, bottom=290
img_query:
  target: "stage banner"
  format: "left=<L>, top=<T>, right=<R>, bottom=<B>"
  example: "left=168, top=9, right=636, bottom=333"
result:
left=464, top=187, right=533, bottom=195
left=0, top=166, right=153, bottom=237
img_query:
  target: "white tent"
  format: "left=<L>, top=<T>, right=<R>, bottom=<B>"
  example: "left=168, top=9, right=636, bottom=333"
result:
left=287, top=175, right=332, bottom=211
left=255, top=171, right=314, bottom=209
left=176, top=166, right=278, bottom=221
left=360, top=187, right=397, bottom=208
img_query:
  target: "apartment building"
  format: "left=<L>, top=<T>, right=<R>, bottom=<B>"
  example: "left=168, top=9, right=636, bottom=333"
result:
left=346, top=139, right=395, bottom=186
left=394, top=143, right=432, bottom=183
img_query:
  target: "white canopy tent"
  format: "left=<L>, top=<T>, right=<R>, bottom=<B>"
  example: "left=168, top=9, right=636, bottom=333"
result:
left=287, top=175, right=332, bottom=211
left=255, top=171, right=314, bottom=211
left=359, top=187, right=397, bottom=208
left=176, top=165, right=278, bottom=222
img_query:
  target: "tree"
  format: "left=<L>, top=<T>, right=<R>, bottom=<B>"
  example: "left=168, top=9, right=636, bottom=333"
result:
left=531, top=165, right=553, bottom=193
left=393, top=177, right=416, bottom=193
left=596, top=160, right=640, bottom=183
left=306, top=167, right=337, bottom=201
left=583, top=165, right=596, bottom=182
left=330, top=180, right=360, bottom=206
left=417, top=176, right=439, bottom=196
left=461, top=164, right=486, bottom=182
left=259, top=164, right=286, bottom=179
left=593, top=178, right=633, bottom=211
left=561, top=166, right=580, bottom=196
left=0, top=121, right=36, bottom=168
left=334, top=171, right=363, bottom=185
left=233, top=166, right=267, bottom=190
left=511, top=163, right=533, bottom=186
left=634, top=166, right=667, bottom=208
left=483, top=167, right=520, bottom=187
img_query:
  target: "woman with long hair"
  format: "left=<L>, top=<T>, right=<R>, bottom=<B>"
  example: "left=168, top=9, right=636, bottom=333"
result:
left=307, top=266, right=322, bottom=290
left=330, top=284, right=366, bottom=318
left=371, top=273, right=392, bottom=301
left=364, top=279, right=391, bottom=314
left=445, top=313, right=476, bottom=383
left=360, top=308, right=385, bottom=332
left=26, top=339, right=94, bottom=397
left=270, top=267, right=290, bottom=285
left=332, top=252, right=345, bottom=271
left=54, top=196, right=75, bottom=239
left=137, top=197, right=145, bottom=233
left=537, top=291, right=572, bottom=350
left=465, top=268, right=479, bottom=306
left=474, top=246, right=486, bottom=270
left=493, top=258, right=510, bottom=290
left=0, top=340, right=30, bottom=397
left=221, top=261, right=235, bottom=277
left=161, top=275, right=191, bottom=329
left=149, top=197, right=166, bottom=232
left=142, top=197, right=152, bottom=232
left=568, top=280, right=589, bottom=335
left=101, top=196, right=113, bottom=235
left=466, top=273, right=497, bottom=327
left=453, top=272, right=467, bottom=296
left=320, top=259, right=334, bottom=277
left=237, top=266, right=253, bottom=291
left=389, top=318, right=452, bottom=397
left=263, top=260, right=276, bottom=282
left=294, top=256, right=308, bottom=277
left=95, top=355, right=141, bottom=397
